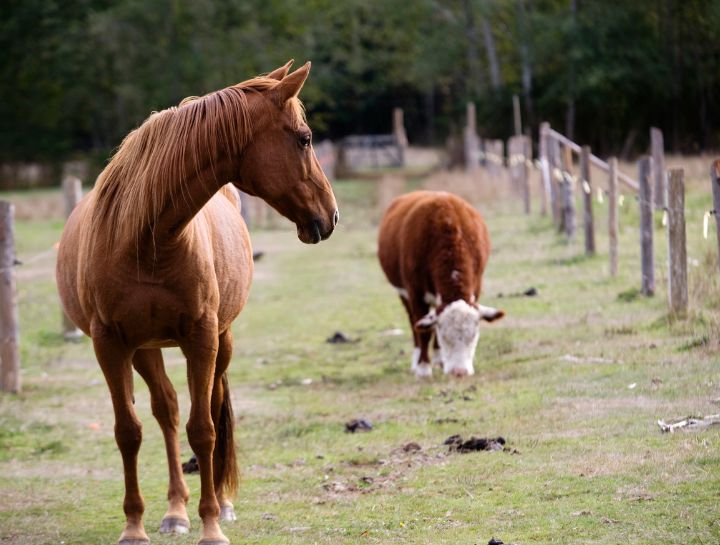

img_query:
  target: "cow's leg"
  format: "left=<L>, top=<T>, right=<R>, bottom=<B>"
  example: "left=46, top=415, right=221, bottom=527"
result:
left=398, top=296, right=422, bottom=372
left=414, top=329, right=433, bottom=377
left=432, top=335, right=443, bottom=369
left=132, top=349, right=191, bottom=535
left=91, top=325, right=148, bottom=545
left=408, top=293, right=433, bottom=378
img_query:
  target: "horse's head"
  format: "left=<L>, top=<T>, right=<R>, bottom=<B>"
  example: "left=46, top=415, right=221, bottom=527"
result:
left=236, top=61, right=338, bottom=244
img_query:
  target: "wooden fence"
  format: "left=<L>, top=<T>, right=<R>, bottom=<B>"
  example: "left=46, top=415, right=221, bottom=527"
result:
left=1, top=177, right=86, bottom=392
left=451, top=104, right=717, bottom=320
left=0, top=201, right=20, bottom=393
left=465, top=117, right=720, bottom=319
left=537, top=123, right=698, bottom=315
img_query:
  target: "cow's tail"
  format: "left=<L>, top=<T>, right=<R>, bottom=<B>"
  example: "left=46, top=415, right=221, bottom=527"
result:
left=214, top=372, right=239, bottom=498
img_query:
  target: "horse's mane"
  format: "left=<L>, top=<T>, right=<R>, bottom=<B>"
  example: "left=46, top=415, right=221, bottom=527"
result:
left=89, top=76, right=305, bottom=247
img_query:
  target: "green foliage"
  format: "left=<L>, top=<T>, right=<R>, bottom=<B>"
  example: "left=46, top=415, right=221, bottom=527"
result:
left=1, top=1, right=719, bottom=161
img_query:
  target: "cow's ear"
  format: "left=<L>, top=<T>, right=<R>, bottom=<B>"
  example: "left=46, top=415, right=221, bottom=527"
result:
left=478, top=305, right=504, bottom=322
left=414, top=310, right=437, bottom=332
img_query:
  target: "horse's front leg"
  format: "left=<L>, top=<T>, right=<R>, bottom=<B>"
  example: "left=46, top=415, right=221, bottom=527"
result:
left=132, top=349, right=191, bottom=535
left=91, top=324, right=148, bottom=545
left=180, top=316, right=228, bottom=545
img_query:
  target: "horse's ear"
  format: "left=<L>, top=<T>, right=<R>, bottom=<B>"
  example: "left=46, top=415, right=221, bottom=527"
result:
left=266, top=59, right=294, bottom=81
left=273, top=62, right=311, bottom=106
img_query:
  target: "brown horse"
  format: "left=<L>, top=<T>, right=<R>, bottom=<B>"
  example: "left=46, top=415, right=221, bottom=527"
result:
left=56, top=61, right=337, bottom=545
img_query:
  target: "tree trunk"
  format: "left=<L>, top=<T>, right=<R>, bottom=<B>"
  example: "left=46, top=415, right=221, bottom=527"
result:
left=565, top=0, right=577, bottom=141
left=463, top=0, right=484, bottom=97
left=424, top=86, right=435, bottom=145
left=517, top=0, right=535, bottom=129
left=481, top=14, right=502, bottom=90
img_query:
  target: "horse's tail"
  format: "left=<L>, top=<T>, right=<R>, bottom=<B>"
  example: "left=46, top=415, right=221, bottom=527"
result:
left=214, top=372, right=239, bottom=498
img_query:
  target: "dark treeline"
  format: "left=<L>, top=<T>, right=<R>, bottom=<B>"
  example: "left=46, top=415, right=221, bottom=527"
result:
left=1, top=0, right=718, bottom=164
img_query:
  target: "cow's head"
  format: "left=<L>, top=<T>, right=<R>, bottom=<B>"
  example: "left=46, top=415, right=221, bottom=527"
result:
left=415, top=300, right=504, bottom=377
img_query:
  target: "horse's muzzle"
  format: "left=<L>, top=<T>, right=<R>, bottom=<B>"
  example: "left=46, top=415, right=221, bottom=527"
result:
left=297, top=210, right=338, bottom=244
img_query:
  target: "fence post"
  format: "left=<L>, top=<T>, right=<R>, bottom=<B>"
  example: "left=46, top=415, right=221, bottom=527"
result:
left=493, top=139, right=504, bottom=180
left=581, top=146, right=595, bottom=255
left=512, top=94, right=522, bottom=136
left=667, top=169, right=687, bottom=316
left=560, top=145, right=576, bottom=239
left=651, top=127, right=666, bottom=208
left=711, top=160, right=720, bottom=275
left=521, top=135, right=531, bottom=214
left=506, top=137, right=516, bottom=191
left=639, top=156, right=655, bottom=296
left=608, top=157, right=619, bottom=277
left=393, top=108, right=408, bottom=167
left=539, top=122, right=550, bottom=216
left=464, top=103, right=480, bottom=172
left=0, top=201, right=20, bottom=393
left=549, top=137, right=562, bottom=228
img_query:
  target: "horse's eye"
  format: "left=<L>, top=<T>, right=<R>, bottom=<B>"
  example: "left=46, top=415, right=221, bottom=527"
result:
left=299, top=134, right=311, bottom=149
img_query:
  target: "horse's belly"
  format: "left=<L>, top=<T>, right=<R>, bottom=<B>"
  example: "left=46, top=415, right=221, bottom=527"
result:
left=139, top=339, right=179, bottom=349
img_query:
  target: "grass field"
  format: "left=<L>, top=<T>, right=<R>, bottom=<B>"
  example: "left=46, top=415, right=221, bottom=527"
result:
left=1, top=164, right=719, bottom=545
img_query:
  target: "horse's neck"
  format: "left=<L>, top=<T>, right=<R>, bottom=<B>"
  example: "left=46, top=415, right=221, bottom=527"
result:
left=154, top=157, right=237, bottom=242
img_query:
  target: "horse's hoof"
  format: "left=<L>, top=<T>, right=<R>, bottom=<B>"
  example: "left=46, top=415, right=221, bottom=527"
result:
left=219, top=505, right=237, bottom=522
left=119, top=540, right=150, bottom=545
left=160, top=516, right=191, bottom=534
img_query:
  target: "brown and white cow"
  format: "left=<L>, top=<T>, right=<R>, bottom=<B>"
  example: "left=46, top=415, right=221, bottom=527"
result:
left=378, top=190, right=504, bottom=377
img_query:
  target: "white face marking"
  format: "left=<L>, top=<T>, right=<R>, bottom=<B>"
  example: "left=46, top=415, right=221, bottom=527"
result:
left=434, top=300, right=481, bottom=376
left=451, top=270, right=461, bottom=282
left=395, top=287, right=409, bottom=300
left=424, top=292, right=442, bottom=307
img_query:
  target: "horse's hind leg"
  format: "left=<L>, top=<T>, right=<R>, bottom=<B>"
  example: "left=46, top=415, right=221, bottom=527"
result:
left=211, top=330, right=238, bottom=523
left=91, top=326, right=148, bottom=545
left=133, top=349, right=190, bottom=534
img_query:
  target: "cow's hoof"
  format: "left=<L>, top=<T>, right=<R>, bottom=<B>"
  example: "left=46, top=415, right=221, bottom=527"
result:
left=413, top=363, right=432, bottom=378
left=219, top=505, right=237, bottom=522
left=431, top=353, right=443, bottom=369
left=449, top=367, right=469, bottom=378
left=119, top=540, right=150, bottom=545
left=160, top=516, right=190, bottom=534
left=198, top=540, right=230, bottom=545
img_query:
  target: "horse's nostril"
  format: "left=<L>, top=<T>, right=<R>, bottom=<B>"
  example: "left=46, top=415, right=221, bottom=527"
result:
left=333, top=209, right=339, bottom=226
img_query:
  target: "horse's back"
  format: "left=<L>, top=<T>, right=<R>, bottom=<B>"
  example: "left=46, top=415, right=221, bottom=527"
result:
left=378, top=191, right=451, bottom=285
